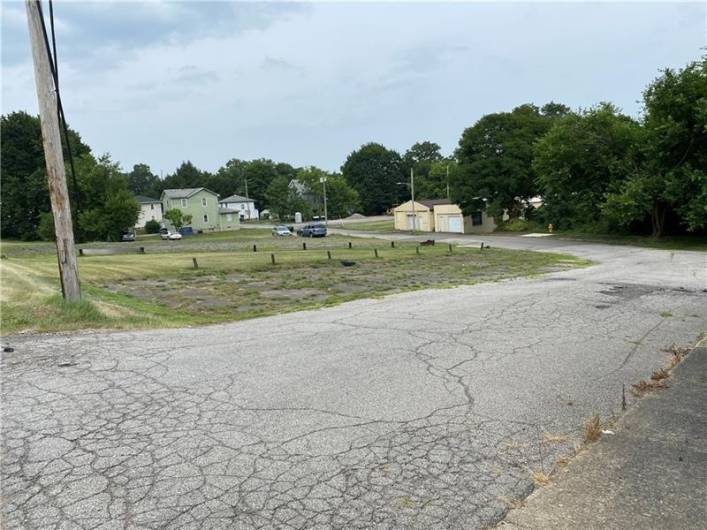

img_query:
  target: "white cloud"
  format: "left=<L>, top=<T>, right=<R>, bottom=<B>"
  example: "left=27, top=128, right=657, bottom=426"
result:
left=2, top=1, right=704, bottom=173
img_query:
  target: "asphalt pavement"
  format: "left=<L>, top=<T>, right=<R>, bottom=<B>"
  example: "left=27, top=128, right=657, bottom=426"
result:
left=500, top=346, right=707, bottom=530
left=2, top=234, right=706, bottom=529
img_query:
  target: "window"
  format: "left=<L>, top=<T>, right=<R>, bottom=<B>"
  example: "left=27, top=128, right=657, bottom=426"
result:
left=471, top=211, right=483, bottom=226
left=181, top=198, right=187, bottom=207
left=240, top=204, right=245, bottom=210
left=203, top=214, right=209, bottom=223
left=202, top=197, right=207, bottom=207
left=150, top=204, right=154, bottom=210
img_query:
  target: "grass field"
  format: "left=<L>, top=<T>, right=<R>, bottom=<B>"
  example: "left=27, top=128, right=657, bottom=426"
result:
left=1, top=229, right=588, bottom=335
left=552, top=232, right=707, bottom=251
left=333, top=218, right=397, bottom=232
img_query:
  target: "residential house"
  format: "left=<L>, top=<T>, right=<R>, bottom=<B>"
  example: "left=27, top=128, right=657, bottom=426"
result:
left=393, top=199, right=497, bottom=234
left=134, top=195, right=163, bottom=228
left=219, top=194, right=259, bottom=221
left=161, top=188, right=239, bottom=232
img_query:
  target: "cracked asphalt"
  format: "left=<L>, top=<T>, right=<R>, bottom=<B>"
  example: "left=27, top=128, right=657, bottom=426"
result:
left=2, top=235, right=706, bottom=529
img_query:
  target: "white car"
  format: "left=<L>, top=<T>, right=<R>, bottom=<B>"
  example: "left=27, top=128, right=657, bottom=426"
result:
left=160, top=230, right=182, bottom=240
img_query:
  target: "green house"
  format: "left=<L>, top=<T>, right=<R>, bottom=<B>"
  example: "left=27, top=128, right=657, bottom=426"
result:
left=160, top=188, right=239, bottom=232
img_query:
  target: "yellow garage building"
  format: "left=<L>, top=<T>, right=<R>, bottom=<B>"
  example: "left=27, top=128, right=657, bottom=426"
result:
left=393, top=199, right=497, bottom=234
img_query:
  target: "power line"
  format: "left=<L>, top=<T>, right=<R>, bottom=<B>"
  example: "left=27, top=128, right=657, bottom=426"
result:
left=36, top=0, right=81, bottom=216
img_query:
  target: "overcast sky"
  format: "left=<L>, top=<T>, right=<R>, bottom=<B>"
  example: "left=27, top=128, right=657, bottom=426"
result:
left=2, top=1, right=705, bottom=174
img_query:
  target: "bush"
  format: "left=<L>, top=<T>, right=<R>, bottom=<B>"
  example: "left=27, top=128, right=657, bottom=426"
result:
left=144, top=219, right=160, bottom=234
left=500, top=218, right=529, bottom=232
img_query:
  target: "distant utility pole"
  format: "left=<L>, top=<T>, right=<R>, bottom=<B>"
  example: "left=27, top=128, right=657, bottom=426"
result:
left=320, top=176, right=328, bottom=226
left=26, top=0, right=81, bottom=301
left=244, top=177, right=249, bottom=199
left=446, top=164, right=450, bottom=200
left=410, top=168, right=416, bottom=234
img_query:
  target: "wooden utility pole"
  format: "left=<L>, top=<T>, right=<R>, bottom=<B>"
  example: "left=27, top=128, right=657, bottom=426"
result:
left=25, top=0, right=81, bottom=300
left=410, top=168, right=416, bottom=234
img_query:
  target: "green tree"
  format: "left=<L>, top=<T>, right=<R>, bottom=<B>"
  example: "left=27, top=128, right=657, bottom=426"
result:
left=264, top=175, right=311, bottom=220
left=295, top=167, right=360, bottom=218
left=603, top=58, right=707, bottom=236
left=424, top=159, right=459, bottom=200
left=341, top=143, right=405, bottom=215
left=126, top=163, right=160, bottom=197
left=0, top=111, right=90, bottom=240
left=403, top=141, right=446, bottom=199
left=161, top=161, right=211, bottom=192
left=74, top=155, right=140, bottom=241
left=144, top=219, right=161, bottom=234
left=247, top=159, right=283, bottom=210
left=164, top=208, right=188, bottom=230
left=211, top=159, right=248, bottom=198
left=534, top=103, right=640, bottom=230
left=453, top=103, right=569, bottom=218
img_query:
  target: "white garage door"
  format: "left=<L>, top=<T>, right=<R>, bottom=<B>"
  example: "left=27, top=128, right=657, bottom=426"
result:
left=448, top=216, right=462, bottom=233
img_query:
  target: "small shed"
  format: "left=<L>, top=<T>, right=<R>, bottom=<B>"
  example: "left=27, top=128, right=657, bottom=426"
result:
left=393, top=200, right=436, bottom=232
left=433, top=203, right=465, bottom=233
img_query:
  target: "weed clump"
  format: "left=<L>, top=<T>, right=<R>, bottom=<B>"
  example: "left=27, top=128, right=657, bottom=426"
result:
left=583, top=414, right=602, bottom=443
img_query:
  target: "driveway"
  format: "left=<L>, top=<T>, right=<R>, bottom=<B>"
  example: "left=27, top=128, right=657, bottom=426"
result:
left=2, top=236, right=705, bottom=529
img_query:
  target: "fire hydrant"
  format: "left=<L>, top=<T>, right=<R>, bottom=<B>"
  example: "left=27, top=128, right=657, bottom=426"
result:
left=548, top=223, right=554, bottom=233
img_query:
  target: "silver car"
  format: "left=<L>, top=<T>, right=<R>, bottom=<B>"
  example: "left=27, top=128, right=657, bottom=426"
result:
left=272, top=225, right=293, bottom=237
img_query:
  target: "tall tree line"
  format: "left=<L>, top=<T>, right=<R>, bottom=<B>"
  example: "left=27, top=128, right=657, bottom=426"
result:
left=3, top=56, right=704, bottom=240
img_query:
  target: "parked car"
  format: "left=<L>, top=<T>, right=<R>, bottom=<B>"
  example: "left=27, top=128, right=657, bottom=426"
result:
left=121, top=230, right=136, bottom=242
left=272, top=225, right=293, bottom=237
left=160, top=229, right=182, bottom=240
left=297, top=223, right=327, bottom=237
left=178, top=226, right=194, bottom=237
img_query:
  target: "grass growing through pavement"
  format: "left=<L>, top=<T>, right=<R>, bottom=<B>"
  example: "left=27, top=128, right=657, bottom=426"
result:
left=1, top=230, right=588, bottom=335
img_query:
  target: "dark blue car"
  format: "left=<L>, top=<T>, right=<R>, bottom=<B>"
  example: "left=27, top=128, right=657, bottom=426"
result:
left=297, top=223, right=327, bottom=237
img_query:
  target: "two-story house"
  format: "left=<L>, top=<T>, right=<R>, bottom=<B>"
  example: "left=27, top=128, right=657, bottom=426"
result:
left=161, top=188, right=239, bottom=232
left=219, top=194, right=259, bottom=221
left=134, top=195, right=163, bottom=228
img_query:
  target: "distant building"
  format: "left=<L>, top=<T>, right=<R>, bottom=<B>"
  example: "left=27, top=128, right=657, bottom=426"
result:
left=219, top=194, right=259, bottom=221
left=393, top=199, right=497, bottom=234
left=161, top=188, right=239, bottom=231
left=134, top=195, right=163, bottom=228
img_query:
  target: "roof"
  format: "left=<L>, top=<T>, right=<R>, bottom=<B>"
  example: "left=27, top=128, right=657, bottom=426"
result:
left=219, top=207, right=239, bottom=215
left=134, top=195, right=160, bottom=204
left=419, top=198, right=452, bottom=208
left=161, top=188, right=218, bottom=200
left=220, top=194, right=252, bottom=203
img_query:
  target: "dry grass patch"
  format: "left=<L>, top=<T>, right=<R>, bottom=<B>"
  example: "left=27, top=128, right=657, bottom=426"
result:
left=498, top=495, right=526, bottom=509
left=583, top=414, right=602, bottom=443
left=540, top=431, right=569, bottom=445
left=664, top=343, right=691, bottom=368
left=650, top=368, right=670, bottom=381
left=531, top=470, right=551, bottom=487
left=631, top=378, right=668, bottom=396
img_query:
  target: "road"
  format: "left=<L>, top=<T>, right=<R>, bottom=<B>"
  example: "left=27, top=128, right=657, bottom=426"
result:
left=2, top=234, right=706, bottom=529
